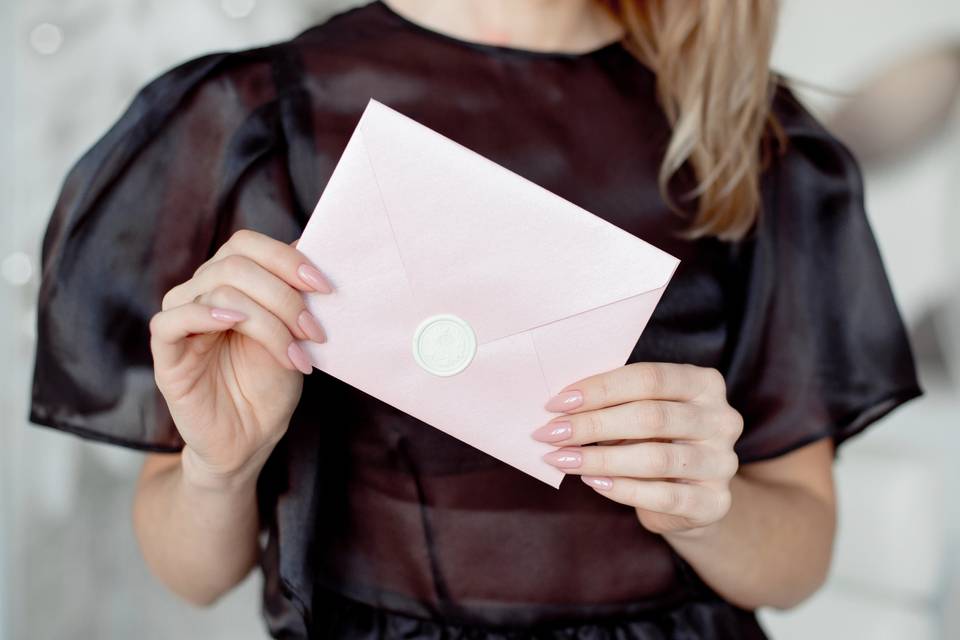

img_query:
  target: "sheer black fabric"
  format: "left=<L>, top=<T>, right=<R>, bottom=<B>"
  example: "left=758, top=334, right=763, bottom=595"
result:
left=29, top=1, right=923, bottom=637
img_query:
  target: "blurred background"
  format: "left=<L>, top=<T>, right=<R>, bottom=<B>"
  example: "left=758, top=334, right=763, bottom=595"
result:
left=2, top=1, right=959, bottom=638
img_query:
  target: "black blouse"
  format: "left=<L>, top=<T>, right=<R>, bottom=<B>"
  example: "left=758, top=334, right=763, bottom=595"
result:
left=28, top=1, right=924, bottom=638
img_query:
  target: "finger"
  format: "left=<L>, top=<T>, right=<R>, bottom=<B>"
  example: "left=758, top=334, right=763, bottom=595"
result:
left=580, top=476, right=731, bottom=523
left=531, top=400, right=710, bottom=446
left=545, top=362, right=724, bottom=413
left=197, top=285, right=312, bottom=374
left=202, top=228, right=332, bottom=293
left=163, top=254, right=327, bottom=344
left=542, top=441, right=738, bottom=481
left=149, top=303, right=247, bottom=371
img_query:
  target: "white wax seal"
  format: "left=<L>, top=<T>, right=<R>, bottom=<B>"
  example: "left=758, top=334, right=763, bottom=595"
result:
left=412, top=314, right=477, bottom=376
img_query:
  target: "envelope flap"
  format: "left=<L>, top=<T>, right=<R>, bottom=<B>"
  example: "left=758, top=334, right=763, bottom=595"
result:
left=356, top=99, right=680, bottom=345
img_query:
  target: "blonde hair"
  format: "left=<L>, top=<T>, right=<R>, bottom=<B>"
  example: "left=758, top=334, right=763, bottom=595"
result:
left=599, top=0, right=785, bottom=241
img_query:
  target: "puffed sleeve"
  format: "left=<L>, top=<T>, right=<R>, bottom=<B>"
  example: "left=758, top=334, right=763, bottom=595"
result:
left=725, top=83, right=924, bottom=463
left=27, top=46, right=305, bottom=451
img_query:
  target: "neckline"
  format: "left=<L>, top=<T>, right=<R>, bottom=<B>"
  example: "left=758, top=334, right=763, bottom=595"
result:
left=374, top=0, right=627, bottom=61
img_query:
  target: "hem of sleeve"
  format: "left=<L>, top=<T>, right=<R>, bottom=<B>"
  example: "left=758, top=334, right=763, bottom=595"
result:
left=736, top=384, right=924, bottom=465
left=27, top=402, right=185, bottom=454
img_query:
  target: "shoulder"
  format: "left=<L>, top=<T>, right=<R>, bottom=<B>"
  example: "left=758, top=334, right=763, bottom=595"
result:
left=129, top=47, right=282, bottom=120
left=130, top=2, right=391, bottom=118
left=759, top=76, right=868, bottom=238
left=743, top=77, right=876, bottom=260
left=768, top=76, right=831, bottom=138
left=766, top=77, right=864, bottom=189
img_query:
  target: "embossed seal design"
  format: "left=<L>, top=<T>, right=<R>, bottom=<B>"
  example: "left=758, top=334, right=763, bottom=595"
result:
left=412, top=314, right=477, bottom=376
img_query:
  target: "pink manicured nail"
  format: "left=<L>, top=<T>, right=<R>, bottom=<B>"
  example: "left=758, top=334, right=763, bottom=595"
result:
left=298, top=310, right=327, bottom=343
left=542, top=448, right=582, bottom=468
left=297, top=263, right=333, bottom=293
left=287, top=342, right=313, bottom=375
left=210, top=307, right=247, bottom=322
left=581, top=476, right=613, bottom=491
left=531, top=421, right=572, bottom=443
left=545, top=390, right=583, bottom=412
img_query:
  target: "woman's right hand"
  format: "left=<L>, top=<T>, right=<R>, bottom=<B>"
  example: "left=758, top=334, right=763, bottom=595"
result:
left=148, top=229, right=332, bottom=489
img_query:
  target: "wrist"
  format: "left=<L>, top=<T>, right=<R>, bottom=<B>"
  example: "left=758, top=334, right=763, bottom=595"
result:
left=180, top=446, right=266, bottom=495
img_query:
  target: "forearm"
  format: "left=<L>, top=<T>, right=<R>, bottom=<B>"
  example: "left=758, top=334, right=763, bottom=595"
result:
left=132, top=452, right=262, bottom=606
left=662, top=472, right=836, bottom=610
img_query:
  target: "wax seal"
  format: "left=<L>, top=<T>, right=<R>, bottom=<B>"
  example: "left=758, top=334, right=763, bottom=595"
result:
left=412, top=314, right=477, bottom=376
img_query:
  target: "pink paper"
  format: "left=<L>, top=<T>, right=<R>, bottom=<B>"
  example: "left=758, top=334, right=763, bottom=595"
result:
left=295, top=99, right=680, bottom=488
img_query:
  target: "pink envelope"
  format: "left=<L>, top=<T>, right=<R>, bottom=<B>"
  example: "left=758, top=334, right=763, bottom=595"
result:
left=295, top=99, right=680, bottom=488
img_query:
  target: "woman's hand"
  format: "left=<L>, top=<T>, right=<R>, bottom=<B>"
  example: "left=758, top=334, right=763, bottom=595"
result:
left=532, top=362, right=743, bottom=536
left=149, top=229, right=332, bottom=490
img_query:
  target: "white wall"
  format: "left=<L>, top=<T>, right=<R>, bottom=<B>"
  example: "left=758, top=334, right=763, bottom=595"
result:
left=765, top=2, right=960, bottom=638
left=774, top=0, right=960, bottom=321
left=1, top=2, right=15, bottom=637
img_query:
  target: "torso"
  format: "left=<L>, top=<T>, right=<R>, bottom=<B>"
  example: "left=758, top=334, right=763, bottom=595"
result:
left=252, top=0, right=752, bottom=634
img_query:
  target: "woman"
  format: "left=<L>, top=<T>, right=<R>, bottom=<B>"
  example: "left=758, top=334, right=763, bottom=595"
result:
left=28, top=0, right=924, bottom=637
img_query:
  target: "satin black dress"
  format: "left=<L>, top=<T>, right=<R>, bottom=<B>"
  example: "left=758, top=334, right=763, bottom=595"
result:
left=28, top=1, right=924, bottom=638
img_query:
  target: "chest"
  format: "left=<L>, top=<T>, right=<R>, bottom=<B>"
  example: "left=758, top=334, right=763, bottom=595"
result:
left=295, top=82, right=733, bottom=477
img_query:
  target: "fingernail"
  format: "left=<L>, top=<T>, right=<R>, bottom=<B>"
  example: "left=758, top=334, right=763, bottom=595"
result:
left=297, top=263, right=333, bottom=293
left=545, top=390, right=583, bottom=412
left=298, top=310, right=327, bottom=343
left=210, top=307, right=247, bottom=322
left=531, top=421, right=572, bottom=443
left=288, top=341, right=313, bottom=375
left=542, top=448, right=582, bottom=468
left=581, top=476, right=613, bottom=491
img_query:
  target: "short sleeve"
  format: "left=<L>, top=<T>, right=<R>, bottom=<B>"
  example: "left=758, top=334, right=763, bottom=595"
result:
left=27, top=46, right=304, bottom=451
left=725, top=83, right=924, bottom=464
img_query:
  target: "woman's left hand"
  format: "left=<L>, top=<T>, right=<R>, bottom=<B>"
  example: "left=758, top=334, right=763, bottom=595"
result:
left=533, top=362, right=743, bottom=537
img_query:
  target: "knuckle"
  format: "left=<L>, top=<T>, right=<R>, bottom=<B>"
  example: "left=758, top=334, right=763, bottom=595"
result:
left=218, top=253, right=252, bottom=279
left=596, top=446, right=614, bottom=473
left=160, top=289, right=173, bottom=311
left=640, top=363, right=666, bottom=396
left=646, top=401, right=670, bottom=435
left=655, top=486, right=685, bottom=513
left=597, top=375, right=617, bottom=405
left=710, top=450, right=738, bottom=479
left=191, top=256, right=216, bottom=279
left=722, top=408, right=745, bottom=440
left=208, top=284, right=242, bottom=306
left=646, top=445, right=673, bottom=476
left=229, top=228, right=255, bottom=246
left=582, top=412, right=606, bottom=442
left=627, top=482, right=647, bottom=508
left=629, top=403, right=648, bottom=436
left=148, top=310, right=163, bottom=336
left=715, top=488, right=732, bottom=517
left=703, top=367, right=726, bottom=394
left=720, top=451, right=740, bottom=478
left=161, top=283, right=184, bottom=311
